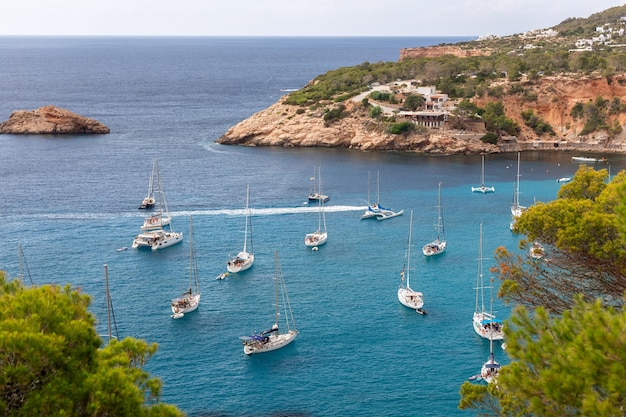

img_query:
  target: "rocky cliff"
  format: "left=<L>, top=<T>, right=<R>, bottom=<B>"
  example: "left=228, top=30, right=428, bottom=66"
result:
left=399, top=45, right=492, bottom=60
left=0, top=105, right=110, bottom=134
left=218, top=74, right=626, bottom=155
left=217, top=98, right=497, bottom=154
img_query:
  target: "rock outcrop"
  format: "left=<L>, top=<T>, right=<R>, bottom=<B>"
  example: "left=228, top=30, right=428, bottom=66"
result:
left=0, top=105, right=110, bottom=134
left=218, top=74, right=626, bottom=155
left=217, top=98, right=497, bottom=155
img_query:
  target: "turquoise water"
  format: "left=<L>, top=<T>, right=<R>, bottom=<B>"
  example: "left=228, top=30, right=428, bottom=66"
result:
left=0, top=37, right=624, bottom=416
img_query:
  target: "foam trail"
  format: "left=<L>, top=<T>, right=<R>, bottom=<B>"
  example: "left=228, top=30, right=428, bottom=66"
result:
left=17, top=205, right=368, bottom=220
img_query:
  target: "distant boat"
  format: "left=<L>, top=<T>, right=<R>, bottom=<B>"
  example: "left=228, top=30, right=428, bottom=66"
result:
left=471, top=155, right=495, bottom=194
left=305, top=167, right=328, bottom=248
left=138, top=160, right=157, bottom=209
left=239, top=251, right=298, bottom=355
left=557, top=177, right=571, bottom=183
left=398, top=211, right=425, bottom=313
left=139, top=161, right=171, bottom=231
left=227, top=185, right=255, bottom=273
left=171, top=216, right=201, bottom=319
left=361, top=170, right=404, bottom=221
left=510, top=152, right=526, bottom=231
left=472, top=223, right=504, bottom=341
left=308, top=165, right=329, bottom=203
left=132, top=164, right=183, bottom=250
left=422, top=182, right=446, bottom=257
left=572, top=156, right=607, bottom=163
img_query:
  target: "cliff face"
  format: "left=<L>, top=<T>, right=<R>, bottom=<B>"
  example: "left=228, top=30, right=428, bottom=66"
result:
left=399, top=45, right=491, bottom=60
left=218, top=74, right=626, bottom=154
left=0, top=105, right=110, bottom=134
left=217, top=99, right=497, bottom=154
left=476, top=75, right=626, bottom=147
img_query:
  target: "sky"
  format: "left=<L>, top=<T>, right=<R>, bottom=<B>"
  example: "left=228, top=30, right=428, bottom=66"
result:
left=1, top=1, right=624, bottom=37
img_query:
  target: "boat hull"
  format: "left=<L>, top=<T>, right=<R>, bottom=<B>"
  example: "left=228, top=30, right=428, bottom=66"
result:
left=471, top=186, right=495, bottom=193
left=308, top=193, right=329, bottom=203
left=304, top=231, right=327, bottom=247
left=398, top=287, right=424, bottom=309
left=132, top=230, right=183, bottom=250
left=243, top=331, right=298, bottom=355
left=171, top=293, right=201, bottom=318
left=227, top=252, right=254, bottom=273
left=472, top=312, right=504, bottom=340
left=422, top=240, right=446, bottom=256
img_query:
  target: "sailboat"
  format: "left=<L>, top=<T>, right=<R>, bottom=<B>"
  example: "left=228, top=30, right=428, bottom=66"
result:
left=132, top=163, right=183, bottom=250
left=422, top=182, right=446, bottom=256
left=471, top=155, right=495, bottom=193
left=138, top=160, right=157, bottom=209
left=510, top=152, right=526, bottom=230
left=140, top=161, right=171, bottom=231
left=479, top=276, right=502, bottom=383
left=308, top=165, right=329, bottom=203
left=361, top=170, right=404, bottom=220
left=227, top=185, right=255, bottom=273
left=171, top=216, right=201, bottom=319
left=305, top=168, right=328, bottom=248
left=239, top=251, right=298, bottom=355
left=398, top=211, right=426, bottom=314
left=472, top=223, right=504, bottom=340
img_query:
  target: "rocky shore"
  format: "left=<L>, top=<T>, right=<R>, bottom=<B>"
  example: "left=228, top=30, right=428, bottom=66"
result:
left=218, top=74, right=626, bottom=155
left=0, top=105, right=110, bottom=135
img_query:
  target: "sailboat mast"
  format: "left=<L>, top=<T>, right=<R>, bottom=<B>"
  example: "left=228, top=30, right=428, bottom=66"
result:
left=481, top=155, right=485, bottom=186
left=189, top=216, right=195, bottom=292
left=243, top=185, right=250, bottom=253
left=377, top=170, right=381, bottom=205
left=406, top=211, right=413, bottom=288
left=274, top=251, right=280, bottom=328
left=104, top=264, right=112, bottom=341
left=318, top=167, right=326, bottom=232
left=514, top=152, right=521, bottom=209
left=436, top=182, right=444, bottom=241
left=475, top=223, right=484, bottom=314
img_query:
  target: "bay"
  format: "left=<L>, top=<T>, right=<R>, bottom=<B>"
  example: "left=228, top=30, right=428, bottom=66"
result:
left=0, top=36, right=624, bottom=417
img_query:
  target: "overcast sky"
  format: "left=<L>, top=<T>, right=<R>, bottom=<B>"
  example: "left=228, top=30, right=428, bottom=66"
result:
left=2, top=1, right=624, bottom=37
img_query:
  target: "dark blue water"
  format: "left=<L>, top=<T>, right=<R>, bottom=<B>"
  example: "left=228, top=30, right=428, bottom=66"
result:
left=1, top=36, right=624, bottom=417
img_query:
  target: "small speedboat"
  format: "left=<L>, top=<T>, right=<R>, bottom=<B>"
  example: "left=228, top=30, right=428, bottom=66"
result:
left=557, top=177, right=571, bottom=183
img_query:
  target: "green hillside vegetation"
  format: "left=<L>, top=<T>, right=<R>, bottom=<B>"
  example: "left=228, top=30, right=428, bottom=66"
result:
left=0, top=275, right=183, bottom=417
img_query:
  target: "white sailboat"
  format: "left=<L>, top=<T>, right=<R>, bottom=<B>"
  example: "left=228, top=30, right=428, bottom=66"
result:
left=472, top=223, right=504, bottom=340
left=227, top=185, right=255, bottom=273
left=471, top=155, right=495, bottom=193
left=510, top=152, right=526, bottom=230
left=171, top=216, right=201, bottom=319
left=308, top=165, right=329, bottom=203
left=305, top=167, right=328, bottom=248
left=361, top=170, right=404, bottom=220
left=138, top=160, right=157, bottom=209
left=140, top=161, right=171, bottom=231
left=480, top=273, right=502, bottom=383
left=132, top=163, right=183, bottom=250
left=422, top=182, right=446, bottom=256
left=239, top=251, right=298, bottom=355
left=398, top=211, right=426, bottom=314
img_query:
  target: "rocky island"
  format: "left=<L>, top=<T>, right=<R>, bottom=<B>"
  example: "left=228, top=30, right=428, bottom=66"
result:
left=218, top=5, right=626, bottom=155
left=0, top=105, right=110, bottom=135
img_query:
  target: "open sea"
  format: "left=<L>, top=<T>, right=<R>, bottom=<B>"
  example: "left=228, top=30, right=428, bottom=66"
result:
left=1, top=36, right=626, bottom=417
